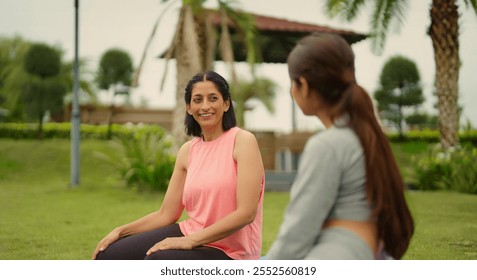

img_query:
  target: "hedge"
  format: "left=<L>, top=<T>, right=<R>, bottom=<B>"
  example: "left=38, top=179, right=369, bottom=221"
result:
left=1, top=123, right=476, bottom=144
left=387, top=129, right=477, bottom=144
left=0, top=122, right=168, bottom=140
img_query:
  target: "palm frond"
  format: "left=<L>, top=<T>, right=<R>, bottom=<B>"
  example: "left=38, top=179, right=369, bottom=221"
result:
left=369, top=0, right=409, bottom=53
left=463, top=0, right=477, bottom=12
left=252, top=78, right=277, bottom=114
left=159, top=6, right=185, bottom=91
left=219, top=1, right=258, bottom=71
left=232, top=77, right=277, bottom=113
left=132, top=0, right=179, bottom=87
left=183, top=0, right=207, bottom=11
left=325, top=0, right=367, bottom=21
left=325, top=0, right=409, bottom=54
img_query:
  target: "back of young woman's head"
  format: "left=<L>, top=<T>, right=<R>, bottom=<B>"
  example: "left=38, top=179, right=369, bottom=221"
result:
left=288, top=33, right=414, bottom=259
left=184, top=71, right=237, bottom=137
left=288, top=33, right=356, bottom=111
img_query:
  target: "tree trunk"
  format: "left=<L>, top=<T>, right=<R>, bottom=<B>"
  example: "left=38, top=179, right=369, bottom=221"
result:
left=429, top=0, right=460, bottom=149
left=172, top=5, right=203, bottom=150
left=106, top=87, right=116, bottom=140
left=219, top=7, right=237, bottom=82
left=37, top=112, right=43, bottom=140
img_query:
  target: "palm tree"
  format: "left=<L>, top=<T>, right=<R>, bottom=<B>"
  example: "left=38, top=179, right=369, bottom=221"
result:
left=325, top=0, right=477, bottom=149
left=61, top=59, right=96, bottom=105
left=0, top=36, right=31, bottom=120
left=133, top=0, right=259, bottom=148
left=231, top=77, right=277, bottom=127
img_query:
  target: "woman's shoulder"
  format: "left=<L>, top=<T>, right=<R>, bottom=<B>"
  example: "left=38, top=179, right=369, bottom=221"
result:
left=306, top=127, right=361, bottom=155
left=232, top=128, right=263, bottom=171
left=177, top=140, right=192, bottom=160
left=180, top=139, right=193, bottom=150
left=234, top=128, right=258, bottom=144
left=233, top=128, right=260, bottom=159
left=313, top=126, right=358, bottom=144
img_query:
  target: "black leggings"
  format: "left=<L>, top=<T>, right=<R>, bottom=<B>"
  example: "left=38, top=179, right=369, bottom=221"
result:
left=95, top=224, right=232, bottom=260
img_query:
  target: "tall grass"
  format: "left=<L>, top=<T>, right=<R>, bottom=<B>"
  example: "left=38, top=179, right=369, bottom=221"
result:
left=1, top=139, right=476, bottom=259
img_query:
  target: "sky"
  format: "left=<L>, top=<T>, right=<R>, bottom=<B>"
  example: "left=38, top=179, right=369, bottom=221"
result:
left=1, top=0, right=476, bottom=133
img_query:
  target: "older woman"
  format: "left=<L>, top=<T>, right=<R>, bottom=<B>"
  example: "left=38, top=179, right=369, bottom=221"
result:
left=93, top=71, right=265, bottom=260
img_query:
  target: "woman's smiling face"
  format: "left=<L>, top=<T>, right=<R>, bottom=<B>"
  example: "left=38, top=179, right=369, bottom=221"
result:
left=186, top=81, right=230, bottom=131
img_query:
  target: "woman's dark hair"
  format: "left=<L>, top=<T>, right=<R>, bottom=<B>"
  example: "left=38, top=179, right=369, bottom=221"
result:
left=288, top=33, right=414, bottom=259
left=184, top=70, right=237, bottom=136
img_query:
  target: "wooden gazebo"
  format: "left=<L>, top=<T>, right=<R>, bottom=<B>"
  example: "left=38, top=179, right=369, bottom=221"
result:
left=160, top=10, right=368, bottom=63
left=208, top=10, right=368, bottom=63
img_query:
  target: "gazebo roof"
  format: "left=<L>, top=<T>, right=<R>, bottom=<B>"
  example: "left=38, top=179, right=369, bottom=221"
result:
left=215, top=11, right=368, bottom=63
left=162, top=9, right=368, bottom=64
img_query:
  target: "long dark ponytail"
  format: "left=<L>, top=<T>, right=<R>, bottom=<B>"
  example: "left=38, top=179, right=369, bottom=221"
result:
left=288, top=33, right=414, bottom=259
left=346, top=84, right=414, bottom=259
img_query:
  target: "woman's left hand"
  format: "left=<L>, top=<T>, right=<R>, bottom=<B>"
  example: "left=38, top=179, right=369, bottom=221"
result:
left=146, top=236, right=196, bottom=256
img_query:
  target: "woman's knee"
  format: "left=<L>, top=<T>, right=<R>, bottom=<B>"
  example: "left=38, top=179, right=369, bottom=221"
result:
left=94, top=248, right=114, bottom=260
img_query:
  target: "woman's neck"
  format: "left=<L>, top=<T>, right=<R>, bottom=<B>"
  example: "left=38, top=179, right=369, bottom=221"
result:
left=201, top=127, right=225, bottom=142
left=316, top=111, right=333, bottom=128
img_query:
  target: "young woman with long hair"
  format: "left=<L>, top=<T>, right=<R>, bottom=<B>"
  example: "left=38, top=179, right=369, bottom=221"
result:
left=267, top=33, right=414, bottom=260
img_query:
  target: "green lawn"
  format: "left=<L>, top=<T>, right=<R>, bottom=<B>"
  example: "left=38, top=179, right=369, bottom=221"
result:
left=0, top=139, right=476, bottom=259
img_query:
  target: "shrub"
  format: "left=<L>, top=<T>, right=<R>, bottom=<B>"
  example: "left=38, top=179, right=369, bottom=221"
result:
left=388, top=129, right=440, bottom=142
left=460, top=130, right=477, bottom=145
left=442, top=146, right=477, bottom=194
left=387, top=129, right=477, bottom=144
left=0, top=122, right=176, bottom=191
left=413, top=144, right=453, bottom=191
left=95, top=129, right=176, bottom=192
left=0, top=122, right=167, bottom=140
left=413, top=144, right=477, bottom=194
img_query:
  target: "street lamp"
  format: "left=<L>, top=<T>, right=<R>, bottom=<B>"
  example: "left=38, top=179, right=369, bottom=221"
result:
left=70, top=0, right=80, bottom=187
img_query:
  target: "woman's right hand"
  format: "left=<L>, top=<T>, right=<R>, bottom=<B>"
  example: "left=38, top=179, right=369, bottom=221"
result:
left=92, top=228, right=122, bottom=259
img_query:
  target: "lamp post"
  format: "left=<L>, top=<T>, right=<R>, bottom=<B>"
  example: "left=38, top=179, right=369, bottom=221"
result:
left=70, top=0, right=80, bottom=187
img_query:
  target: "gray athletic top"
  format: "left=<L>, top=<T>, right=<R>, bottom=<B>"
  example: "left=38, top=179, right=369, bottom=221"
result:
left=266, top=126, right=373, bottom=259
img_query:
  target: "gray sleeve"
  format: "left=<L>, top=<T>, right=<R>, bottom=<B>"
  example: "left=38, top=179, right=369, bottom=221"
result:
left=266, top=137, right=341, bottom=259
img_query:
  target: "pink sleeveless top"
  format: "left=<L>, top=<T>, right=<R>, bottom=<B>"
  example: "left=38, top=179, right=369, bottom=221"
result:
left=179, top=127, right=264, bottom=260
